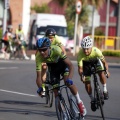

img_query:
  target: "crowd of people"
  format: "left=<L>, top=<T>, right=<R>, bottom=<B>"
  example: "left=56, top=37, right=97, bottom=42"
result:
left=0, top=24, right=29, bottom=60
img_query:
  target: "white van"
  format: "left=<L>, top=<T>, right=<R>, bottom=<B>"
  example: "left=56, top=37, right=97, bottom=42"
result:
left=28, top=13, right=68, bottom=49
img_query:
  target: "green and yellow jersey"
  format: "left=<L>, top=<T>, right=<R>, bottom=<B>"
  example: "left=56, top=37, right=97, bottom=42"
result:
left=51, top=35, right=63, bottom=47
left=36, top=45, right=67, bottom=71
left=77, top=47, right=104, bottom=67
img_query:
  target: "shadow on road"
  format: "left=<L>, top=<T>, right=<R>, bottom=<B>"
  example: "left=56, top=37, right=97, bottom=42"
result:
left=0, top=100, right=56, bottom=117
left=86, top=115, right=120, bottom=120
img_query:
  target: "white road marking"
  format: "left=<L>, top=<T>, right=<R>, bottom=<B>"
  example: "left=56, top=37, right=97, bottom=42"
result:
left=0, top=67, right=18, bottom=70
left=0, top=89, right=38, bottom=97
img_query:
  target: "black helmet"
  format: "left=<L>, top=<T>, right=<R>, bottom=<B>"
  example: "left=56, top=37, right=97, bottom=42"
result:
left=36, top=37, right=51, bottom=49
left=45, top=28, right=56, bottom=36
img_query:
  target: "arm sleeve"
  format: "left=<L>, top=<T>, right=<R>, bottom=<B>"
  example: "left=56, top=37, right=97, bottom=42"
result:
left=95, top=47, right=105, bottom=60
left=54, top=35, right=63, bottom=46
left=35, top=52, right=42, bottom=71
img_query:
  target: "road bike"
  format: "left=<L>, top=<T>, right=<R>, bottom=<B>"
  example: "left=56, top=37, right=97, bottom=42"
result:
left=44, top=73, right=83, bottom=120
left=84, top=59, right=108, bottom=120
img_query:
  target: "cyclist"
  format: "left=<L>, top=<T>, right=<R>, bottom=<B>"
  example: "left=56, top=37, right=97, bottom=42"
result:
left=15, top=24, right=29, bottom=60
left=1, top=25, right=14, bottom=59
left=36, top=37, right=87, bottom=116
left=41, top=28, right=66, bottom=92
left=77, top=36, right=110, bottom=111
left=45, top=28, right=66, bottom=54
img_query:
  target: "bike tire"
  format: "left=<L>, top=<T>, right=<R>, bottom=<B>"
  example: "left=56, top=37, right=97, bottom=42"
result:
left=48, top=90, right=53, bottom=107
left=69, top=95, right=81, bottom=120
left=96, top=86, right=105, bottom=120
left=55, top=96, right=71, bottom=120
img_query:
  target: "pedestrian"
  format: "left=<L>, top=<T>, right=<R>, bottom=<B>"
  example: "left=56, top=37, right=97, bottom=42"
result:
left=15, top=24, right=29, bottom=60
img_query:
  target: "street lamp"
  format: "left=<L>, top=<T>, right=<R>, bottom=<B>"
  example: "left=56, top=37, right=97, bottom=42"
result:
left=73, top=0, right=82, bottom=56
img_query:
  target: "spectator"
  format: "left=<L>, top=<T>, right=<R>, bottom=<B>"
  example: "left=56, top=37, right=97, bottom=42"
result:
left=15, top=24, right=29, bottom=60
left=1, top=25, right=14, bottom=59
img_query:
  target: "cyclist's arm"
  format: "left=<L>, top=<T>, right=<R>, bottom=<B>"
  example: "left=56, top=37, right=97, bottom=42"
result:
left=36, top=52, right=43, bottom=88
left=78, top=66, right=83, bottom=77
left=36, top=71, right=42, bottom=88
left=77, top=52, right=84, bottom=81
left=55, top=35, right=66, bottom=54
left=101, top=59, right=108, bottom=70
left=15, top=30, right=19, bottom=40
left=63, top=57, right=74, bottom=79
left=60, top=45, right=66, bottom=54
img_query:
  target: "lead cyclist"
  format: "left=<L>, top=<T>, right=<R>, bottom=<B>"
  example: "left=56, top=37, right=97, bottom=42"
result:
left=77, top=36, right=110, bottom=111
left=35, top=37, right=87, bottom=117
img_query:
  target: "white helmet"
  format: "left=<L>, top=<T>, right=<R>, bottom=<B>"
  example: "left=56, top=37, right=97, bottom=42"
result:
left=81, top=36, right=93, bottom=48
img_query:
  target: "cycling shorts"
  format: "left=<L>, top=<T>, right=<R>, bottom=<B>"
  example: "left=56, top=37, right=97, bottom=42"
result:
left=47, top=60, right=69, bottom=84
left=21, top=41, right=26, bottom=49
left=83, top=59, right=104, bottom=81
left=2, top=39, right=9, bottom=46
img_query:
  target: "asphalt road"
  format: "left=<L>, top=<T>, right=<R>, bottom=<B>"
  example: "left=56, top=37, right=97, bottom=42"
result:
left=0, top=60, right=120, bottom=120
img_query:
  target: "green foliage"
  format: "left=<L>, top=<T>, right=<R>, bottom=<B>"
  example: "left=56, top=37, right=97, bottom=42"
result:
left=95, top=27, right=105, bottom=36
left=0, top=28, right=2, bottom=39
left=65, top=1, right=91, bottom=38
left=102, top=50, right=120, bottom=57
left=31, top=3, right=50, bottom=13
left=56, top=0, right=67, bottom=6
left=67, top=21, right=74, bottom=39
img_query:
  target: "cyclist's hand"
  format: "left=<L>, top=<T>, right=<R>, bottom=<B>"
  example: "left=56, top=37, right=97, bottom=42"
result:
left=105, top=71, right=110, bottom=78
left=81, top=75, right=85, bottom=83
left=37, top=87, right=43, bottom=96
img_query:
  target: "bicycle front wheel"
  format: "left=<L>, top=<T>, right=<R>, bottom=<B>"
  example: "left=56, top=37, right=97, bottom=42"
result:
left=45, top=86, right=53, bottom=107
left=55, top=96, right=71, bottom=120
left=96, top=87, right=105, bottom=120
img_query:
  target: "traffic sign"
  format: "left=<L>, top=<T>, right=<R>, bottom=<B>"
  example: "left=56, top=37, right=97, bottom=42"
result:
left=76, top=0, right=82, bottom=14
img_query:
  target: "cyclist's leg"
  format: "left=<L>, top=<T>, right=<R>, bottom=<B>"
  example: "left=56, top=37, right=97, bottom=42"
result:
left=2, top=41, right=9, bottom=59
left=63, top=65, right=87, bottom=116
left=21, top=41, right=29, bottom=59
left=97, top=59, right=109, bottom=99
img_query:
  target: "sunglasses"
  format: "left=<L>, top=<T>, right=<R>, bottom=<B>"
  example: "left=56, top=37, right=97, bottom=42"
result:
left=38, top=48, right=48, bottom=52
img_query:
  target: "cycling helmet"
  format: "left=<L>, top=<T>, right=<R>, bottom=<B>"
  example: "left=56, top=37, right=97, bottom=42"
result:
left=45, top=28, right=56, bottom=36
left=81, top=36, right=93, bottom=48
left=36, top=37, right=51, bottom=49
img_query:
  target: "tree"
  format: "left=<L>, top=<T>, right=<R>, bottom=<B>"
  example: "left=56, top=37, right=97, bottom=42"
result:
left=31, top=3, right=50, bottom=13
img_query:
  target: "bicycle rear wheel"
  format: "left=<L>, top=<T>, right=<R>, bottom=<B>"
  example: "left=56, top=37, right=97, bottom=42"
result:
left=69, top=95, right=81, bottom=120
left=96, top=87, right=105, bottom=120
left=55, top=96, right=71, bottom=120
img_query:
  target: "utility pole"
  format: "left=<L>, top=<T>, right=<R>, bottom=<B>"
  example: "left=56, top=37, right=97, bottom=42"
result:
left=91, top=6, right=95, bottom=43
left=105, top=0, right=110, bottom=49
left=116, top=0, right=120, bottom=49
left=3, top=0, right=9, bottom=35
left=73, top=0, right=82, bottom=56
left=2, top=0, right=9, bottom=48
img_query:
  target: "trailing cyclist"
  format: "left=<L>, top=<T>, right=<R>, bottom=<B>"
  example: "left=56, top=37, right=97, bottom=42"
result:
left=41, top=28, right=66, bottom=93
left=77, top=36, right=110, bottom=111
left=35, top=37, right=87, bottom=117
